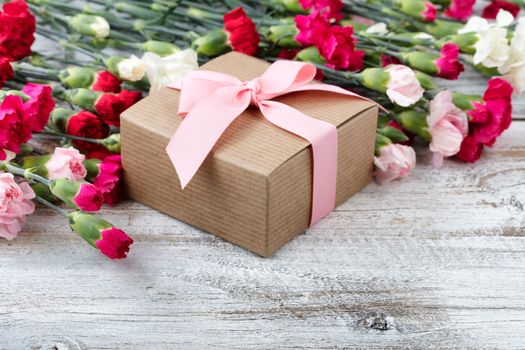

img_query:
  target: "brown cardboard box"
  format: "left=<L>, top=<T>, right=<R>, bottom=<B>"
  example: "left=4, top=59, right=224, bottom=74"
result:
left=121, top=52, right=378, bottom=256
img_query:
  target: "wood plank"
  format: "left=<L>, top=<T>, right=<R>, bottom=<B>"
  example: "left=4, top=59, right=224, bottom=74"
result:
left=1, top=122, right=524, bottom=349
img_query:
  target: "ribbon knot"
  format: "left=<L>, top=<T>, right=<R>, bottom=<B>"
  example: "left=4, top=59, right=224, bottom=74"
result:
left=241, top=77, right=262, bottom=105
left=166, top=59, right=376, bottom=226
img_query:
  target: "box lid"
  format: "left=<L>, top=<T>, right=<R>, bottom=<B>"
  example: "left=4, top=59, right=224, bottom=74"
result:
left=122, top=52, right=376, bottom=178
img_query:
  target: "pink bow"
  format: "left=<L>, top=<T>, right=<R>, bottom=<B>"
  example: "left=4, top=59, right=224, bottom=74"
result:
left=167, top=60, right=374, bottom=226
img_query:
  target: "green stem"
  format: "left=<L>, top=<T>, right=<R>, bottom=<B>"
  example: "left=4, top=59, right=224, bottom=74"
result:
left=39, top=130, right=105, bottom=144
left=36, top=195, right=68, bottom=217
left=0, top=161, right=50, bottom=186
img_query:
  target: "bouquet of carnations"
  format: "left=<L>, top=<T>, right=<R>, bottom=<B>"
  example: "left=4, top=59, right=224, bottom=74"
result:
left=0, top=0, right=523, bottom=259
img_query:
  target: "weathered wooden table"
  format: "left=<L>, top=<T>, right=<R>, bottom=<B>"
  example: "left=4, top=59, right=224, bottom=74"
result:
left=1, top=70, right=524, bottom=349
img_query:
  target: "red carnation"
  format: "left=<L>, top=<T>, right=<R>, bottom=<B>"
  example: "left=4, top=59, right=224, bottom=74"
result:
left=223, top=7, right=260, bottom=56
left=299, top=0, right=344, bottom=21
left=94, top=93, right=125, bottom=127
left=380, top=54, right=401, bottom=67
left=21, top=83, right=55, bottom=132
left=118, top=90, right=142, bottom=110
left=295, top=10, right=330, bottom=46
left=0, top=95, right=32, bottom=160
left=91, top=71, right=122, bottom=93
left=66, top=111, right=110, bottom=151
left=316, top=25, right=365, bottom=71
left=0, top=0, right=35, bottom=61
left=445, top=0, right=476, bottom=20
left=0, top=57, right=13, bottom=88
left=422, top=2, right=437, bottom=22
left=435, top=43, right=464, bottom=80
left=482, top=0, right=520, bottom=19
left=456, top=78, right=513, bottom=163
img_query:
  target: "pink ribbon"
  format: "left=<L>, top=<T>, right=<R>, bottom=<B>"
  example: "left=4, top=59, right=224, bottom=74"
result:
left=166, top=60, right=375, bottom=226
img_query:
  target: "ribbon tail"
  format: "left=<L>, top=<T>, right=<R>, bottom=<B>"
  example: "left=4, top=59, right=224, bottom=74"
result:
left=258, top=100, right=338, bottom=226
left=166, top=87, right=250, bottom=188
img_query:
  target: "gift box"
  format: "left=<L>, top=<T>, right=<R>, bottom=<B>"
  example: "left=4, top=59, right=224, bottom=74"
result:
left=121, top=52, right=378, bottom=257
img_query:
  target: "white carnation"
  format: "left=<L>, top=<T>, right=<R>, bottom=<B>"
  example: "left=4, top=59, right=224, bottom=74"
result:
left=117, top=55, right=146, bottom=82
left=91, top=16, right=110, bottom=39
left=142, top=49, right=199, bottom=93
left=366, top=23, right=388, bottom=35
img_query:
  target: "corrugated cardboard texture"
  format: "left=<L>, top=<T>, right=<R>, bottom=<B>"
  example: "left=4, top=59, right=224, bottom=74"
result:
left=121, top=52, right=378, bottom=256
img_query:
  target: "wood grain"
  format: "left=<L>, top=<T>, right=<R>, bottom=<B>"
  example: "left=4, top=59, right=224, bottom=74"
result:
left=1, top=118, right=524, bottom=348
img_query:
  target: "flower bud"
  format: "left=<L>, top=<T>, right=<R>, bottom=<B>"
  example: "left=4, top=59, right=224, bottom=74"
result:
left=396, top=110, right=431, bottom=141
left=116, top=55, right=146, bottom=81
left=375, top=133, right=392, bottom=155
left=65, top=88, right=98, bottom=112
left=59, top=67, right=96, bottom=88
left=296, top=46, right=326, bottom=65
left=50, top=179, right=103, bottom=212
left=47, top=108, right=73, bottom=133
left=396, top=0, right=436, bottom=22
left=435, top=32, right=478, bottom=54
left=140, top=40, right=180, bottom=57
left=451, top=92, right=483, bottom=112
left=67, top=211, right=133, bottom=259
left=361, top=68, right=390, bottom=93
left=400, top=52, right=439, bottom=75
left=415, top=71, right=436, bottom=90
left=192, top=29, right=229, bottom=57
left=69, top=14, right=110, bottom=39
left=267, top=25, right=300, bottom=48
left=424, top=19, right=463, bottom=38
left=270, top=0, right=306, bottom=13
left=101, top=133, right=121, bottom=153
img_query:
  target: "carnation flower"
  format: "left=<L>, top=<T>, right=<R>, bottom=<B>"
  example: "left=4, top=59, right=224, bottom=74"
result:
left=116, top=55, right=146, bottom=82
left=65, top=111, right=110, bottom=151
left=299, top=0, right=344, bottom=21
left=91, top=71, right=122, bottom=93
left=427, top=91, right=468, bottom=167
left=397, top=0, right=436, bottom=22
left=445, top=0, right=476, bottom=20
left=0, top=0, right=36, bottom=61
left=69, top=14, right=110, bottom=39
left=0, top=95, right=32, bottom=160
left=295, top=10, right=330, bottom=46
left=374, top=143, right=416, bottom=184
left=434, top=43, right=465, bottom=80
left=459, top=11, right=514, bottom=69
left=385, top=65, right=424, bottom=107
left=118, top=90, right=142, bottom=110
left=142, top=49, right=199, bottom=93
left=94, top=93, right=124, bottom=126
left=21, top=83, right=55, bottom=132
left=50, top=179, right=103, bottom=212
left=316, top=24, right=365, bottom=71
left=223, top=7, right=260, bottom=56
left=482, top=1, right=520, bottom=20
left=0, top=57, right=13, bottom=88
left=45, top=147, right=87, bottom=181
left=67, top=211, right=133, bottom=259
left=86, top=155, right=123, bottom=205
left=0, top=173, right=35, bottom=240
left=499, top=17, right=525, bottom=93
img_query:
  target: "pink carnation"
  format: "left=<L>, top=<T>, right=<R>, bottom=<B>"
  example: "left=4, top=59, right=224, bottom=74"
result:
left=299, top=0, right=344, bottom=21
left=427, top=91, right=468, bottom=167
left=422, top=2, right=437, bottom=22
left=435, top=43, right=464, bottom=80
left=0, top=173, right=35, bottom=240
left=72, top=183, right=103, bottom=212
left=46, top=147, right=87, bottom=181
left=295, top=10, right=330, bottom=46
left=445, top=0, right=476, bottom=20
left=92, top=155, right=123, bottom=205
left=385, top=65, right=424, bottom=107
left=374, top=144, right=416, bottom=184
left=96, top=227, right=133, bottom=259
left=21, top=83, right=55, bottom=132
